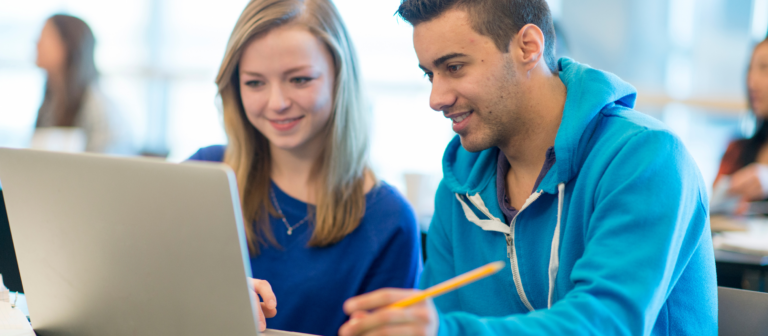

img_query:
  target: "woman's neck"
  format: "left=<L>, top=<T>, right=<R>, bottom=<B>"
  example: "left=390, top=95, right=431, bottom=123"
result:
left=46, top=69, right=65, bottom=93
left=269, top=140, right=323, bottom=204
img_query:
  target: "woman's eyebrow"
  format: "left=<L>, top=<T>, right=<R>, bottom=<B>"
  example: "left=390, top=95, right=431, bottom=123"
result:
left=241, top=65, right=314, bottom=77
left=284, top=65, right=313, bottom=75
left=240, top=70, right=263, bottom=77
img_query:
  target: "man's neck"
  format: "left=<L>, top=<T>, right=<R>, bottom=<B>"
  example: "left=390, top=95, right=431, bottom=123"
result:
left=500, top=72, right=566, bottom=209
left=500, top=73, right=566, bottom=173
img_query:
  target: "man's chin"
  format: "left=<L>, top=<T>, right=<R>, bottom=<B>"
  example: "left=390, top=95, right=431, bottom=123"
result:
left=458, top=134, right=491, bottom=153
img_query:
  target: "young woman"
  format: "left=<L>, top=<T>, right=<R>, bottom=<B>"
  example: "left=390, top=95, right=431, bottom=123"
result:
left=188, top=0, right=422, bottom=334
left=716, top=39, right=768, bottom=210
left=35, top=14, right=134, bottom=154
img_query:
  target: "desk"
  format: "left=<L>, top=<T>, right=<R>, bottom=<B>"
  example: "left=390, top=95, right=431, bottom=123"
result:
left=0, top=293, right=33, bottom=335
left=262, top=330, right=317, bottom=336
left=8, top=292, right=28, bottom=317
left=0, top=293, right=313, bottom=336
left=710, top=215, right=749, bottom=232
left=712, top=216, right=768, bottom=291
left=716, top=249, right=768, bottom=266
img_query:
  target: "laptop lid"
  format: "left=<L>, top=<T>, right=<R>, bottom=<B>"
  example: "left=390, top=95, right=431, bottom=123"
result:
left=0, top=148, right=260, bottom=336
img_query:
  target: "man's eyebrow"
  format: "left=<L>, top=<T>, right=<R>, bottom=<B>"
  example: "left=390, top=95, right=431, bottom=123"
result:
left=433, top=53, right=467, bottom=68
left=418, top=53, right=468, bottom=73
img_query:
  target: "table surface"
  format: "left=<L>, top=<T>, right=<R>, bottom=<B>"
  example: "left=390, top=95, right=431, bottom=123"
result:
left=9, top=292, right=28, bottom=317
left=715, top=249, right=768, bottom=266
left=3, top=293, right=315, bottom=335
left=262, top=330, right=317, bottom=336
left=712, top=215, right=768, bottom=266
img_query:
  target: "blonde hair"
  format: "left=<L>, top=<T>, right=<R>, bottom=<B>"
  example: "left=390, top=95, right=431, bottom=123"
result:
left=216, top=0, right=372, bottom=254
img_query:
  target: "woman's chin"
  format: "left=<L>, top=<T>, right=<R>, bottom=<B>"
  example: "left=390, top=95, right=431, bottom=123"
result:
left=755, top=108, right=768, bottom=120
left=269, top=138, right=310, bottom=153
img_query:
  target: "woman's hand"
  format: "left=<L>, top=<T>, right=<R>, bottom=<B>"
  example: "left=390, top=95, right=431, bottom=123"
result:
left=249, top=278, right=277, bottom=331
left=339, top=288, right=438, bottom=336
left=730, top=163, right=768, bottom=197
left=727, top=163, right=768, bottom=214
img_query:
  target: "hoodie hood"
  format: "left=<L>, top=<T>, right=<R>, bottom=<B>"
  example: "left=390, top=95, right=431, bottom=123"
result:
left=441, top=57, right=637, bottom=195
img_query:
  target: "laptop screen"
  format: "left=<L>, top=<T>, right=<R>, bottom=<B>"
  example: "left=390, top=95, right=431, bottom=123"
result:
left=0, top=189, right=24, bottom=293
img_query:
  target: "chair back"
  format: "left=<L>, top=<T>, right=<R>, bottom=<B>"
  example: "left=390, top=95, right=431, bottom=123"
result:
left=719, top=286, right=768, bottom=335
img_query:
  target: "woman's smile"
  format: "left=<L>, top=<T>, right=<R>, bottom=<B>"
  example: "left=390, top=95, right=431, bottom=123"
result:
left=268, top=115, right=305, bottom=131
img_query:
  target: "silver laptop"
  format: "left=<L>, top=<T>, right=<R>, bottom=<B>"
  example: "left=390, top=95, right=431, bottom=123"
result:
left=0, top=148, right=311, bottom=336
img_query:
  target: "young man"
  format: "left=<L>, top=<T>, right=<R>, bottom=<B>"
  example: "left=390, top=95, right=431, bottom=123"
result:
left=339, top=0, right=717, bottom=335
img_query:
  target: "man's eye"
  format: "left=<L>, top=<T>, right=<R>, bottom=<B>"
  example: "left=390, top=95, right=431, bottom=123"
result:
left=447, top=64, right=462, bottom=73
left=291, top=77, right=313, bottom=84
left=424, top=72, right=433, bottom=82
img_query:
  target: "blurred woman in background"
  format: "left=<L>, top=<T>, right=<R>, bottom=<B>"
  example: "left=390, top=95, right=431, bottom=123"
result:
left=188, top=0, right=421, bottom=334
left=35, top=14, right=134, bottom=154
left=716, top=39, right=768, bottom=209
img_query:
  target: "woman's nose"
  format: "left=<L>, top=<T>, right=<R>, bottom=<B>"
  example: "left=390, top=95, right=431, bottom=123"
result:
left=268, top=84, right=290, bottom=113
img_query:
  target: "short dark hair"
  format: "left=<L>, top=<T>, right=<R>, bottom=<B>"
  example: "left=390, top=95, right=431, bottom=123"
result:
left=396, top=0, right=557, bottom=73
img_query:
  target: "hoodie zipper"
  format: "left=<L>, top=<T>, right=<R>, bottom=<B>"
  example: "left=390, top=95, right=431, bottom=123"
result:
left=459, top=183, right=565, bottom=311
left=501, top=183, right=566, bottom=311
left=504, top=191, right=543, bottom=312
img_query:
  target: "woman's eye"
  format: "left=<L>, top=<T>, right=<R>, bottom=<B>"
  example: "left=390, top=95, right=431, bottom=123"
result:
left=244, top=80, right=263, bottom=87
left=291, top=77, right=313, bottom=85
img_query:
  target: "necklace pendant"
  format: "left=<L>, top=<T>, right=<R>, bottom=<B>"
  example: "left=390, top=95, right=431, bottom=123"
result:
left=287, top=228, right=293, bottom=235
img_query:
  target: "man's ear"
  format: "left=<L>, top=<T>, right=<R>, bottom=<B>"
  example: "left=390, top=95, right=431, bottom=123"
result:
left=509, top=24, right=545, bottom=73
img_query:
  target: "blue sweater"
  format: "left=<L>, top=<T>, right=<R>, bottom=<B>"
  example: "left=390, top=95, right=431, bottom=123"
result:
left=422, top=58, right=717, bottom=335
left=189, top=145, right=422, bottom=336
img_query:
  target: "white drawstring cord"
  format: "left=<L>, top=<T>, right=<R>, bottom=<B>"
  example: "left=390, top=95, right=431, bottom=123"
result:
left=548, top=182, right=565, bottom=308
left=456, top=182, right=566, bottom=311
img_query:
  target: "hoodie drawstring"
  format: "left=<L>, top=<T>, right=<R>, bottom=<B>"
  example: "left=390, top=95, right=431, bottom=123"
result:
left=548, top=182, right=565, bottom=308
left=456, top=182, right=566, bottom=311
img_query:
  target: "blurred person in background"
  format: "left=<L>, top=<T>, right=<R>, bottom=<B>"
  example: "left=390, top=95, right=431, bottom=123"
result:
left=34, top=14, right=134, bottom=154
left=715, top=38, right=768, bottom=211
left=187, top=0, right=422, bottom=334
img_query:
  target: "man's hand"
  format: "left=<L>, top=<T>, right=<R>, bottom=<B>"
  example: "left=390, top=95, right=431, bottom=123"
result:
left=339, top=288, right=438, bottom=336
left=249, top=278, right=277, bottom=332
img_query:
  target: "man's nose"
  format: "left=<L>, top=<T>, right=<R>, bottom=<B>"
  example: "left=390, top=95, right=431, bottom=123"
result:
left=429, top=76, right=457, bottom=113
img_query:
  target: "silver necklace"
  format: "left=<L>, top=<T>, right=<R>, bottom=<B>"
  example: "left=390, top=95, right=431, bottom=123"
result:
left=270, top=188, right=312, bottom=235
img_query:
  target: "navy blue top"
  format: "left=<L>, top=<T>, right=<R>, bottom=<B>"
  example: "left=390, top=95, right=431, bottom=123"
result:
left=495, top=146, right=556, bottom=223
left=188, top=145, right=422, bottom=336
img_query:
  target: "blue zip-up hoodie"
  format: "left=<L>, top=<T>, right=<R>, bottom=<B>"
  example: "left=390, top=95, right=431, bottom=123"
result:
left=422, top=58, right=717, bottom=335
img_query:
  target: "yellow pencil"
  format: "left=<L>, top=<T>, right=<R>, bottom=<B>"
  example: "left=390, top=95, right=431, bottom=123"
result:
left=388, top=261, right=506, bottom=309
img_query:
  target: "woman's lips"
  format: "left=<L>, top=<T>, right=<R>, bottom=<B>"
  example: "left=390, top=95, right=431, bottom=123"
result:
left=269, top=116, right=304, bottom=131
